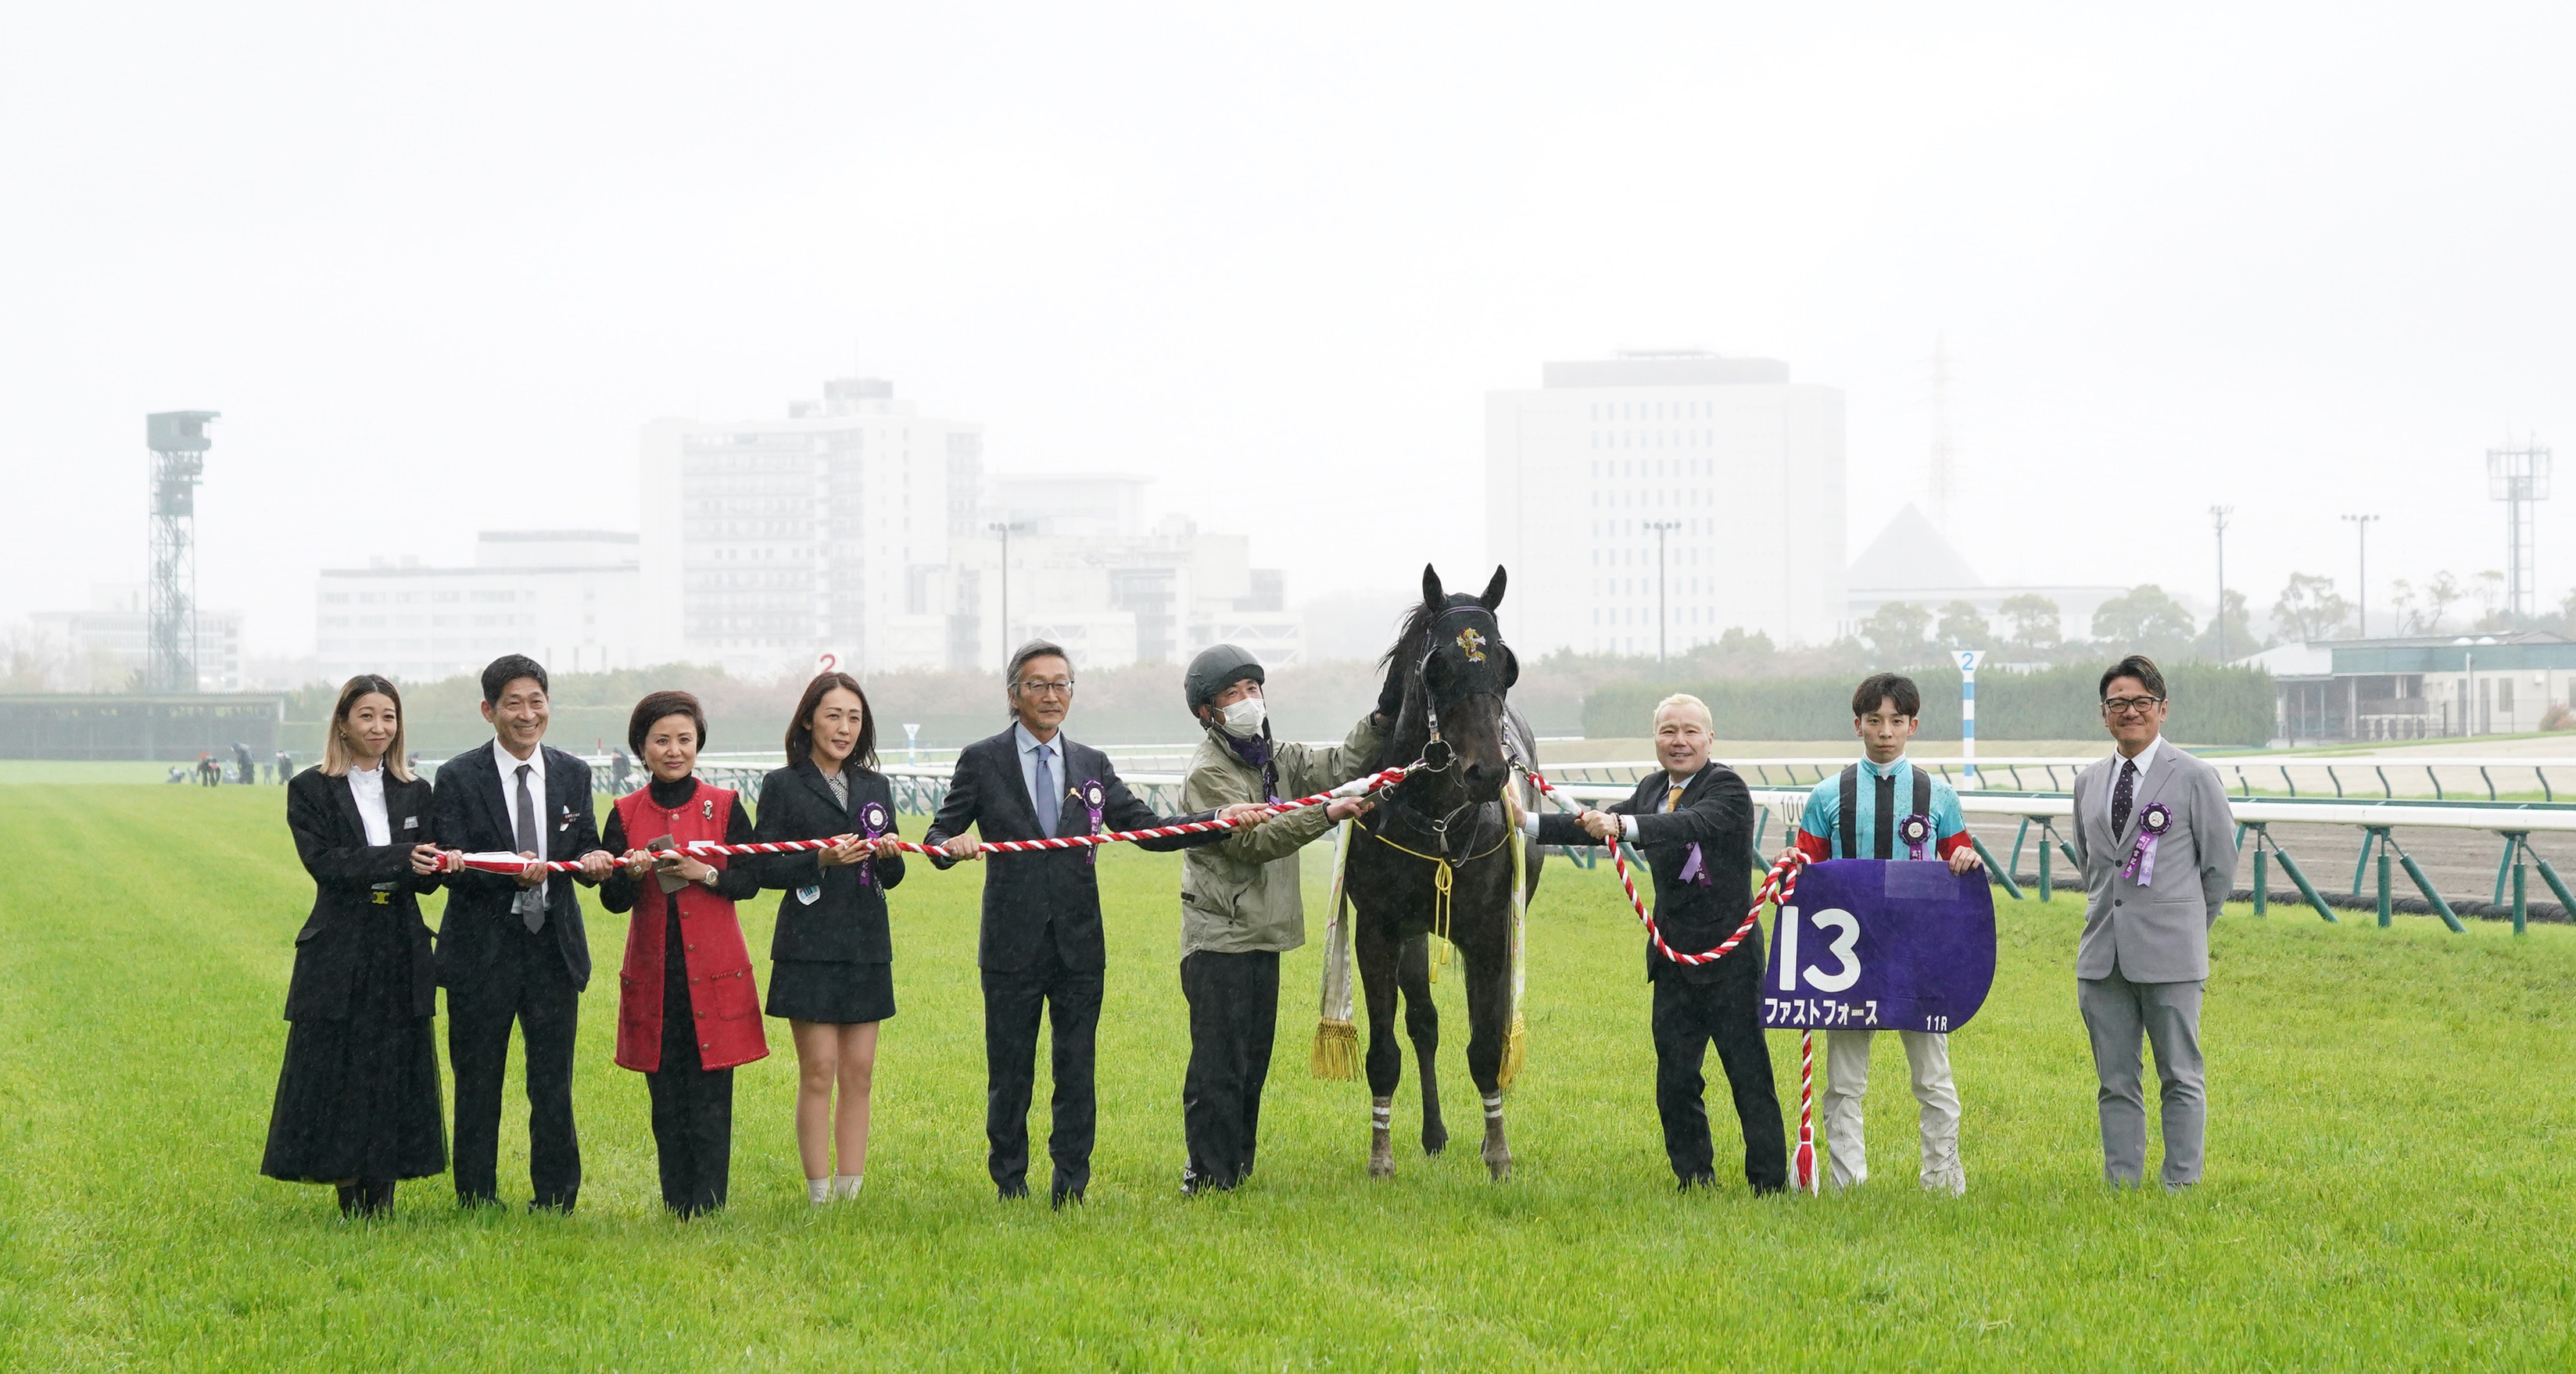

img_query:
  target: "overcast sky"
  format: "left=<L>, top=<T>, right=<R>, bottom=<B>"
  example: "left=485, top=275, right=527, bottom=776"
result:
left=4, top=2, right=2571, bottom=658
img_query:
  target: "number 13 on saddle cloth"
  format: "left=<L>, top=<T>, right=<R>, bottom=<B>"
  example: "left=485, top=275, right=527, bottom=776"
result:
left=1761, top=860, right=1997, bottom=1034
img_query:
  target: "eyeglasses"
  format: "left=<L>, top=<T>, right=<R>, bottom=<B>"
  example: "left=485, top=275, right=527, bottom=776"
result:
left=2101, top=696, right=2166, bottom=716
left=1016, top=678, right=1076, bottom=697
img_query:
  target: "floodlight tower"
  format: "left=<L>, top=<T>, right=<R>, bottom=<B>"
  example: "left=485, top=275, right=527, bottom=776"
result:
left=2488, top=439, right=2552, bottom=623
left=145, top=410, right=218, bottom=693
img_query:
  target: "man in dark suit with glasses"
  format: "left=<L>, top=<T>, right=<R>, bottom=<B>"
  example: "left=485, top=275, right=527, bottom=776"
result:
left=925, top=640, right=1263, bottom=1208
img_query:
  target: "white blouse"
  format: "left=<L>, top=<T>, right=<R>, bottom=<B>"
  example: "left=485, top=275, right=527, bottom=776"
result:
left=347, top=764, right=393, bottom=846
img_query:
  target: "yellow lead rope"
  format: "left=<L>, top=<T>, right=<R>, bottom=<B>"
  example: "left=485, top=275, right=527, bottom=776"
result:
left=1370, top=828, right=1506, bottom=982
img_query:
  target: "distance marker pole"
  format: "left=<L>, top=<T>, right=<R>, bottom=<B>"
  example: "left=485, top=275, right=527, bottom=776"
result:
left=1957, top=649, right=1984, bottom=790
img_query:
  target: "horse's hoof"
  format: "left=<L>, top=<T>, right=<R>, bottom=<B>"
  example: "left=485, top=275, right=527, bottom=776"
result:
left=1368, top=1148, right=1395, bottom=1179
left=1485, top=1149, right=1513, bottom=1181
left=1421, top=1130, right=1449, bottom=1158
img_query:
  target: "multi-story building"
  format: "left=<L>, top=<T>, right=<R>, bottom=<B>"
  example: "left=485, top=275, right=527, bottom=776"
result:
left=638, top=378, right=981, bottom=678
left=970, top=478, right=1304, bottom=670
left=30, top=585, right=245, bottom=692
left=314, top=531, right=640, bottom=683
left=640, top=384, right=1301, bottom=676
left=1485, top=352, right=1847, bottom=654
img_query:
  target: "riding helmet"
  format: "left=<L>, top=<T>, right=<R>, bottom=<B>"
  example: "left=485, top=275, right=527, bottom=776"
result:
left=1184, top=643, right=1266, bottom=714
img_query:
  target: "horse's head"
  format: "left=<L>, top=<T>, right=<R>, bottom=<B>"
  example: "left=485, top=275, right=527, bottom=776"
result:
left=1390, top=563, right=1519, bottom=797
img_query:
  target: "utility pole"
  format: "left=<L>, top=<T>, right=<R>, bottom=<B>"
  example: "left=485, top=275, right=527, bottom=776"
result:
left=1644, top=520, right=1680, bottom=666
left=2210, top=505, right=2234, bottom=660
left=2341, top=513, right=2379, bottom=639
left=987, top=521, right=1029, bottom=671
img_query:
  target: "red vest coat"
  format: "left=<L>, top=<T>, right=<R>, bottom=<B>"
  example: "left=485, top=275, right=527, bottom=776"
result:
left=611, top=784, right=769, bottom=1073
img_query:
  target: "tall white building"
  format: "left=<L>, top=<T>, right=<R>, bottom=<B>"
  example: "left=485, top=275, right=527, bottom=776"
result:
left=314, top=531, right=641, bottom=682
left=640, top=378, right=983, bottom=678
left=1486, top=352, right=1846, bottom=655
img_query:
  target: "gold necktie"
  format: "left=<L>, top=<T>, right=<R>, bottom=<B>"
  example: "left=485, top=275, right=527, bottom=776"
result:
left=1665, top=784, right=1684, bottom=814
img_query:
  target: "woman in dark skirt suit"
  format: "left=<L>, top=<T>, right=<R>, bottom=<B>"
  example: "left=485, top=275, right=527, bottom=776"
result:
left=263, top=674, right=454, bottom=1218
left=751, top=671, right=906, bottom=1204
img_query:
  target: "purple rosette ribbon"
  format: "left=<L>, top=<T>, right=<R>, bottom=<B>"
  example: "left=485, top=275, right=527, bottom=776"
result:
left=1897, top=812, right=1934, bottom=861
left=2120, top=801, right=2173, bottom=886
left=1677, top=843, right=1711, bottom=886
left=857, top=800, right=890, bottom=887
left=1081, top=779, right=1105, bottom=865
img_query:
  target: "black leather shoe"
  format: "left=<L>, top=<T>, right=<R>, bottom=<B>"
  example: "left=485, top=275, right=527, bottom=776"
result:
left=1050, top=1186, right=1086, bottom=1210
left=455, top=1191, right=500, bottom=1210
left=1675, top=1174, right=1718, bottom=1193
left=997, top=1183, right=1030, bottom=1202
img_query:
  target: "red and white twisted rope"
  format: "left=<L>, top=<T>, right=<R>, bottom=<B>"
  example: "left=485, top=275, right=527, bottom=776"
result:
left=1520, top=765, right=1822, bottom=1193
left=1518, top=768, right=1799, bottom=965
left=452, top=765, right=1418, bottom=875
left=1790, top=1025, right=1820, bottom=1193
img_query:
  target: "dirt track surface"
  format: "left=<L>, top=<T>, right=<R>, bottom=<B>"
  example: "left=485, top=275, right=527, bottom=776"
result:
left=1990, top=820, right=2574, bottom=925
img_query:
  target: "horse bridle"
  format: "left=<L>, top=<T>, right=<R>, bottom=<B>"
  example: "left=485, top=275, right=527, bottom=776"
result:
left=1381, top=603, right=1520, bottom=854
left=1412, top=603, right=1515, bottom=775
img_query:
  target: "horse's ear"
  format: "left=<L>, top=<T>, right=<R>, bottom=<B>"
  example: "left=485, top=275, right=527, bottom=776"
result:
left=1499, top=647, right=1520, bottom=689
left=1480, top=566, right=1507, bottom=611
left=1422, top=564, right=1445, bottom=606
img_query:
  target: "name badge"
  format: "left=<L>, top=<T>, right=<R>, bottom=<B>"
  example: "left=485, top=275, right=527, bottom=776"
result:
left=403, top=815, right=419, bottom=831
left=796, top=885, right=822, bottom=906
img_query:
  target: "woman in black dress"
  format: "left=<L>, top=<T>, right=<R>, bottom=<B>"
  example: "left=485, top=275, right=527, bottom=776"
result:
left=262, top=674, right=453, bottom=1218
left=751, top=671, right=906, bottom=1204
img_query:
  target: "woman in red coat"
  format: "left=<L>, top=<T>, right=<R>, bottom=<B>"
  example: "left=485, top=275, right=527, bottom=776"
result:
left=600, top=689, right=769, bottom=1215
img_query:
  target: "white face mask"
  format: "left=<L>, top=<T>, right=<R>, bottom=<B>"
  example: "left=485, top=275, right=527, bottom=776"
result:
left=1217, top=695, right=1267, bottom=739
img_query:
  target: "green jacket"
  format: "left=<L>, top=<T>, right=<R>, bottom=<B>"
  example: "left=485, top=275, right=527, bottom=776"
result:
left=1178, top=713, right=1381, bottom=957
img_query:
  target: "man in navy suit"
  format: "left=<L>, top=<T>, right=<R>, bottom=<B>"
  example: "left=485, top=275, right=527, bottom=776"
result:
left=430, top=654, right=614, bottom=1211
left=926, top=640, right=1263, bottom=1207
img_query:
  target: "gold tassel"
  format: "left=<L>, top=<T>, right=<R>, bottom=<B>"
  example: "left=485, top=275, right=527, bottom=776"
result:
left=1311, top=1018, right=1359, bottom=1080
left=1498, top=1012, right=1528, bottom=1092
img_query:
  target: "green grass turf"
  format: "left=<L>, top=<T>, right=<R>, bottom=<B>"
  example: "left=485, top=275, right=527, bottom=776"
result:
left=0, top=760, right=217, bottom=785
left=1, top=785, right=2571, bottom=1371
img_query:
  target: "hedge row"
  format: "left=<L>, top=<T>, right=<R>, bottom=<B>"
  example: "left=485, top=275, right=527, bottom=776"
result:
left=1581, top=663, right=2276, bottom=746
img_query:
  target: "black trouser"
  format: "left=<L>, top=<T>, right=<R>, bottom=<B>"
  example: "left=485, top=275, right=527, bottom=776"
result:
left=648, top=907, right=733, bottom=1216
left=1650, top=937, right=1786, bottom=1191
left=447, top=917, right=582, bottom=1208
left=980, top=939, right=1103, bottom=1199
left=1181, top=949, right=1280, bottom=1189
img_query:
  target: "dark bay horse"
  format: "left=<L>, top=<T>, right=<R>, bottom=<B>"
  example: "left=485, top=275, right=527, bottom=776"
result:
left=1345, top=565, right=1543, bottom=1179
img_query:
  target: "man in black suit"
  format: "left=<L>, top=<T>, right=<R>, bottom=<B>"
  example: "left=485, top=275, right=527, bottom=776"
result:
left=926, top=640, right=1263, bottom=1207
left=429, top=654, right=613, bottom=1211
left=1529, top=692, right=1786, bottom=1193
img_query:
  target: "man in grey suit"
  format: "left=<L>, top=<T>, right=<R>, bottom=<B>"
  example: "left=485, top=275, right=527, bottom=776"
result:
left=2069, top=653, right=2237, bottom=1190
